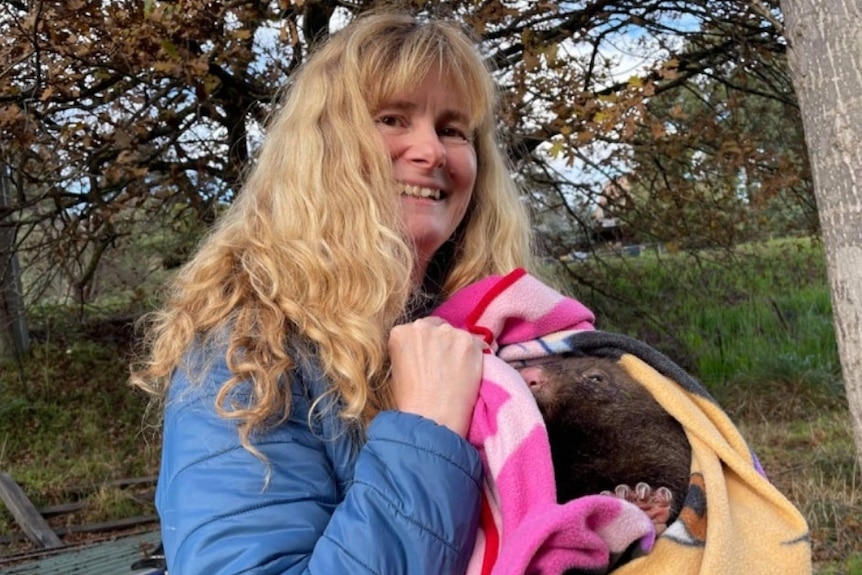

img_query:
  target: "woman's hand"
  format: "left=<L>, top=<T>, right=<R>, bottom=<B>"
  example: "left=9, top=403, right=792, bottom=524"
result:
left=388, top=317, right=485, bottom=437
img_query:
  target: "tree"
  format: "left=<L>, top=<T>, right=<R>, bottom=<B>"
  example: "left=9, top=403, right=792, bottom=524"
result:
left=0, top=155, right=29, bottom=359
left=621, top=50, right=815, bottom=249
left=781, top=0, right=862, bottom=467
left=0, top=0, right=809, bottom=308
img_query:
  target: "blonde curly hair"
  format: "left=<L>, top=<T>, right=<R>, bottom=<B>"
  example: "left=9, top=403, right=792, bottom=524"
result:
left=130, top=12, right=533, bottom=448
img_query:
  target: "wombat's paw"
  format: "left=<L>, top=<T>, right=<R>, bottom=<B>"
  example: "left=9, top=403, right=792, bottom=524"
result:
left=602, top=482, right=673, bottom=535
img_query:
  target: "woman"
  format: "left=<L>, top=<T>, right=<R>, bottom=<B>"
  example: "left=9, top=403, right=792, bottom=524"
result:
left=132, top=12, right=534, bottom=574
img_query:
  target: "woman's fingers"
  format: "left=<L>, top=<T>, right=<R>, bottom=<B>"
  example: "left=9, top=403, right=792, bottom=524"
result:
left=389, top=319, right=484, bottom=437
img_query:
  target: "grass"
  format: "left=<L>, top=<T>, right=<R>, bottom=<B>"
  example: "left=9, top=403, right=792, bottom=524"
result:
left=722, top=383, right=860, bottom=571
left=1, top=236, right=861, bottom=571
left=557, top=237, right=840, bottom=391
left=0, top=320, right=159, bottom=552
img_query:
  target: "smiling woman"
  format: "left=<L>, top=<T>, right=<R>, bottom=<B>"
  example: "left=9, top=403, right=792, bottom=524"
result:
left=374, top=70, right=478, bottom=282
left=130, top=11, right=534, bottom=575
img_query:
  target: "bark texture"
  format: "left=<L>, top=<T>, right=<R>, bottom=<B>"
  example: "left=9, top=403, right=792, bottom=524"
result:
left=0, top=162, right=29, bottom=360
left=782, top=0, right=862, bottom=464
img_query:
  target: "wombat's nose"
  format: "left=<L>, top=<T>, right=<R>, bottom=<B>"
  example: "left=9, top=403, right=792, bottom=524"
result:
left=517, top=366, right=546, bottom=390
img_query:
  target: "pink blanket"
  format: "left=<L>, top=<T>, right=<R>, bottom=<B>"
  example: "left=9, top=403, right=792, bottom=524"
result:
left=432, top=268, right=656, bottom=575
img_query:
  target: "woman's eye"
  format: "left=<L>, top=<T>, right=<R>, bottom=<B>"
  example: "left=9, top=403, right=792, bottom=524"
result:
left=439, top=126, right=470, bottom=143
left=375, top=115, right=404, bottom=128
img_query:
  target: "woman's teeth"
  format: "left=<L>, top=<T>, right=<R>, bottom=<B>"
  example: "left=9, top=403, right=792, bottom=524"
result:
left=402, top=185, right=441, bottom=200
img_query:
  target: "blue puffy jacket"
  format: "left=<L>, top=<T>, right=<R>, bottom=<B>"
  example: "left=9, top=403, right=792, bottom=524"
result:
left=156, top=345, right=483, bottom=574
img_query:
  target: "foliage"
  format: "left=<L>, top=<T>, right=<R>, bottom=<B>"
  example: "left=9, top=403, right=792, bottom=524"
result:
left=0, top=0, right=809, bottom=306
left=620, top=50, right=816, bottom=248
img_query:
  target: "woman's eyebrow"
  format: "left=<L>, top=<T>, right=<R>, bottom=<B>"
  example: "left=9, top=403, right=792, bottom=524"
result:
left=440, top=109, right=470, bottom=125
left=378, top=100, right=416, bottom=112
left=377, top=100, right=469, bottom=123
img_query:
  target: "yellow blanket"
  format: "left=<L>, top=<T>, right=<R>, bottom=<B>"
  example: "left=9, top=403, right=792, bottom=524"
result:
left=501, top=330, right=812, bottom=574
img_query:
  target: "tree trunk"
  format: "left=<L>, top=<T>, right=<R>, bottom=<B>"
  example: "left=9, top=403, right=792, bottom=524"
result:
left=782, top=0, right=862, bottom=466
left=0, top=160, right=30, bottom=360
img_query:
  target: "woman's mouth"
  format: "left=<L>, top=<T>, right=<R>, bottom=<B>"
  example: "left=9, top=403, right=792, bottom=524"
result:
left=402, top=184, right=443, bottom=200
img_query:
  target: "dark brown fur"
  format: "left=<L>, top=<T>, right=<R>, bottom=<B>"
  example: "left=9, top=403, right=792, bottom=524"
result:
left=524, top=355, right=691, bottom=520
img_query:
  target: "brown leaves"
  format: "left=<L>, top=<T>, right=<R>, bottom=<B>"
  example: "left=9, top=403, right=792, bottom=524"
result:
left=0, top=0, right=812, bottom=304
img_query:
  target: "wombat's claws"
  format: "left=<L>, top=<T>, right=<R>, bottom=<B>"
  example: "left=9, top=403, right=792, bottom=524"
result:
left=635, top=482, right=651, bottom=500
left=609, top=482, right=674, bottom=534
left=614, top=484, right=632, bottom=498
left=655, top=486, right=674, bottom=504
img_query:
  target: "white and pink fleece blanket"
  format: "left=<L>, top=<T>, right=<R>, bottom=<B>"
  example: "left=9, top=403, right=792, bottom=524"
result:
left=431, top=268, right=656, bottom=575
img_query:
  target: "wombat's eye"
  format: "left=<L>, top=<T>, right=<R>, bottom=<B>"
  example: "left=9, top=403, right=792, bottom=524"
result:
left=585, top=370, right=607, bottom=384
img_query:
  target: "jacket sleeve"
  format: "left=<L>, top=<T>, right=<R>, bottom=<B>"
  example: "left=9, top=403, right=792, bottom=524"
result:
left=156, top=354, right=483, bottom=575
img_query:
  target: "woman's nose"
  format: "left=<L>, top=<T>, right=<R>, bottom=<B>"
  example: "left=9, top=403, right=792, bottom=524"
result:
left=405, top=123, right=445, bottom=168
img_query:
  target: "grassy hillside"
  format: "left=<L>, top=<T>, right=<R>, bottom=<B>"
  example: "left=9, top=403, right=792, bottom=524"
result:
left=555, top=238, right=840, bottom=393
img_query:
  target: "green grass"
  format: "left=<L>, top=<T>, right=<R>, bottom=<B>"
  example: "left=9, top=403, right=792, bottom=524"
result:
left=0, top=329, right=159, bottom=549
left=557, top=237, right=840, bottom=393
left=2, top=236, right=860, bottom=571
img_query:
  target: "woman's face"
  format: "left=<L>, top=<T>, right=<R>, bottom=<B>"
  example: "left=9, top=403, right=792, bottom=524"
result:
left=373, top=71, right=477, bottom=281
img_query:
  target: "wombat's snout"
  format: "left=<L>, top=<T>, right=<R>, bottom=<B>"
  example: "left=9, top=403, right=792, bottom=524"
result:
left=517, top=366, right=547, bottom=391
